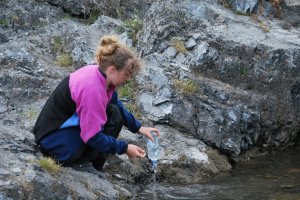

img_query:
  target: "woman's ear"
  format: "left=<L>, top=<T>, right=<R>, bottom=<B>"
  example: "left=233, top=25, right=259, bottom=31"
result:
left=106, top=66, right=116, bottom=75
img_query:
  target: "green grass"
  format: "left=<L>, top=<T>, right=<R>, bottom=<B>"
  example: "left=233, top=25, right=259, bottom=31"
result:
left=53, top=36, right=63, bottom=53
left=85, top=9, right=102, bottom=25
left=38, top=157, right=62, bottom=174
left=117, top=80, right=137, bottom=99
left=124, top=18, right=143, bottom=46
left=0, top=19, right=8, bottom=26
left=27, top=108, right=38, bottom=120
left=240, top=65, right=249, bottom=76
left=173, top=79, right=199, bottom=96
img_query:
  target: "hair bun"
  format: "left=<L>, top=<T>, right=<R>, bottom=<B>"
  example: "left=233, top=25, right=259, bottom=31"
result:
left=99, top=36, right=118, bottom=56
left=101, top=36, right=118, bottom=46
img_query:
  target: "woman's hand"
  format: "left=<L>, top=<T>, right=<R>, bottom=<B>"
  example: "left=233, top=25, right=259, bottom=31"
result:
left=138, top=126, right=160, bottom=141
left=126, top=144, right=146, bottom=158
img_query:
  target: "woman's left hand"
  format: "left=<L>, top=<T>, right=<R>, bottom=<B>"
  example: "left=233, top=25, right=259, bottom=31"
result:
left=138, top=126, right=160, bottom=141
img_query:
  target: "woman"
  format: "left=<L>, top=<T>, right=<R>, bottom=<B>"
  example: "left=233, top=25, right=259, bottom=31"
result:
left=33, top=35, right=159, bottom=171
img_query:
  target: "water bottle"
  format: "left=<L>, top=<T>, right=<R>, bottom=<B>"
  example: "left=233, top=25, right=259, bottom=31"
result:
left=146, top=131, right=160, bottom=172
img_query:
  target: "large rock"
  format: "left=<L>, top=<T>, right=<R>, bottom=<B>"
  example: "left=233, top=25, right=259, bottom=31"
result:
left=138, top=0, right=300, bottom=159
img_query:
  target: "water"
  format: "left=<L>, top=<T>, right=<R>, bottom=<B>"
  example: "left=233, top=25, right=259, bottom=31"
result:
left=146, top=131, right=160, bottom=172
left=138, top=148, right=300, bottom=199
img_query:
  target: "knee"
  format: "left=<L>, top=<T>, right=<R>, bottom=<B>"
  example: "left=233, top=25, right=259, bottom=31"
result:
left=106, top=104, right=124, bottom=127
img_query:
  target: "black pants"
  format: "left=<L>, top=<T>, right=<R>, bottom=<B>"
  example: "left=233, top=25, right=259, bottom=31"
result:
left=60, top=104, right=124, bottom=171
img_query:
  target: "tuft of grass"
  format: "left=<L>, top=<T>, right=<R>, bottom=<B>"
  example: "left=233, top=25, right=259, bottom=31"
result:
left=173, top=79, right=199, bottom=96
left=86, top=9, right=102, bottom=25
left=117, top=79, right=142, bottom=119
left=38, top=157, right=62, bottom=174
left=240, top=65, right=249, bottom=76
left=171, top=38, right=187, bottom=54
left=124, top=18, right=143, bottom=46
left=27, top=108, right=38, bottom=120
left=53, top=36, right=63, bottom=53
left=57, top=53, right=73, bottom=67
left=0, top=19, right=8, bottom=26
left=259, top=21, right=270, bottom=32
left=117, top=80, right=137, bottom=99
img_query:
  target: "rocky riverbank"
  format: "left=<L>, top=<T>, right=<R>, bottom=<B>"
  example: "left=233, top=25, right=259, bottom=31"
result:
left=0, top=0, right=299, bottom=199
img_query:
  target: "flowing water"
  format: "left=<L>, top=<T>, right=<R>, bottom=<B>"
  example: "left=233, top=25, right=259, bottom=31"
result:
left=138, top=148, right=300, bottom=200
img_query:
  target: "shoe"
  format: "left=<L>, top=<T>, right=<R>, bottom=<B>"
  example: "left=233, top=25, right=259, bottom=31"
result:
left=71, top=162, right=106, bottom=178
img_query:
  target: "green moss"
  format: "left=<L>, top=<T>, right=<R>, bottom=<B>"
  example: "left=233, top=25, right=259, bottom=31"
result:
left=38, top=157, right=62, bottom=174
left=173, top=79, right=199, bottom=96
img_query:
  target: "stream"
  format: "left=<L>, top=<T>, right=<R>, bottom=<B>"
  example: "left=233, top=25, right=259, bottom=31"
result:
left=137, top=148, right=300, bottom=200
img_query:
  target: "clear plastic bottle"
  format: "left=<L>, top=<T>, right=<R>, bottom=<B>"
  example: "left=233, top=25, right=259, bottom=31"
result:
left=146, top=131, right=160, bottom=172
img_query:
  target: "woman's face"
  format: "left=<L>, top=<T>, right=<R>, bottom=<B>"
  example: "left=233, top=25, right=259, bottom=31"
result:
left=108, top=59, right=133, bottom=87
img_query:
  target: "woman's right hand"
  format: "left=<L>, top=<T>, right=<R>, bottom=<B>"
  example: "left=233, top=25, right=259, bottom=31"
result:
left=126, top=144, right=146, bottom=158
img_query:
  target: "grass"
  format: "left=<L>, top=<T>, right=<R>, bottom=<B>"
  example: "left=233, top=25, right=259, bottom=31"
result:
left=240, top=65, right=249, bottom=76
left=57, top=53, right=73, bottom=67
left=53, top=36, right=63, bottom=53
left=38, top=157, right=62, bottom=174
left=0, top=19, right=8, bottom=26
left=27, top=108, right=38, bottom=120
left=124, top=18, right=143, bottom=46
left=117, top=80, right=137, bottom=99
left=117, top=79, right=142, bottom=119
left=86, top=9, right=102, bottom=24
left=171, top=38, right=187, bottom=54
left=173, top=79, right=199, bottom=96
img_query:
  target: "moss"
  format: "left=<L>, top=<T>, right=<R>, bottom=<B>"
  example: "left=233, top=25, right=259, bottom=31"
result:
left=173, top=79, right=199, bottom=96
left=57, top=53, right=73, bottom=67
left=38, top=157, right=62, bottom=174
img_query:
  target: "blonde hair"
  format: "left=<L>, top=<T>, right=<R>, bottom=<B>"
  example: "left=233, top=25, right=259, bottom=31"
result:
left=95, top=35, right=140, bottom=76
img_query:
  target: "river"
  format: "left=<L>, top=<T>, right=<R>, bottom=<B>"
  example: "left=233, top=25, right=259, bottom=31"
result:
left=137, top=147, right=300, bottom=199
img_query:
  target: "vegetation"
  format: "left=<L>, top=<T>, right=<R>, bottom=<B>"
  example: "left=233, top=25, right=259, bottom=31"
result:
left=173, top=79, right=199, bottom=96
left=117, top=80, right=137, bottom=99
left=53, top=36, right=63, bottom=53
left=124, top=18, right=143, bottom=46
left=240, top=65, right=249, bottom=76
left=27, top=108, right=38, bottom=120
left=117, top=79, right=141, bottom=119
left=0, top=19, right=8, bottom=26
left=38, top=157, right=62, bottom=174
left=171, top=37, right=187, bottom=54
left=86, top=9, right=102, bottom=25
left=57, top=53, right=73, bottom=67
